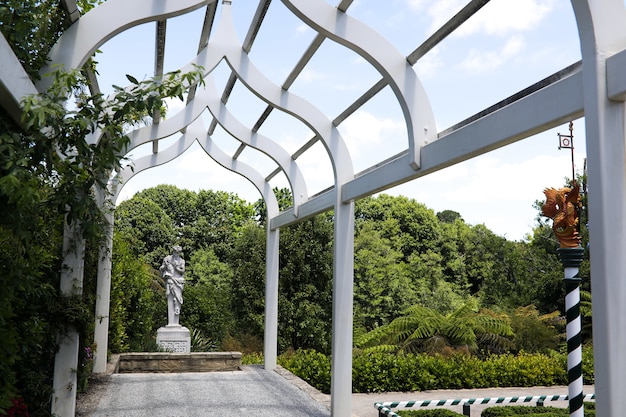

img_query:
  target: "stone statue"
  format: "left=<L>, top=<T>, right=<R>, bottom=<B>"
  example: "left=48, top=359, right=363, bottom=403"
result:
left=160, top=245, right=185, bottom=326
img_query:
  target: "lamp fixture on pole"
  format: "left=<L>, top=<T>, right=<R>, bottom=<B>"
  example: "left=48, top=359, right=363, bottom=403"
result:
left=558, top=121, right=576, bottom=184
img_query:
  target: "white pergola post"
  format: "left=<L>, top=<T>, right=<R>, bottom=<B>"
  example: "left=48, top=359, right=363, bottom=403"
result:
left=264, top=226, right=280, bottom=370
left=93, top=210, right=114, bottom=374
left=51, top=220, right=85, bottom=417
left=330, top=196, right=355, bottom=417
left=572, top=1, right=626, bottom=416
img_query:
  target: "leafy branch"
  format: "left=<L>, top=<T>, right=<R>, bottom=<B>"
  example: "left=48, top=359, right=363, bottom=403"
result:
left=17, top=66, right=205, bottom=239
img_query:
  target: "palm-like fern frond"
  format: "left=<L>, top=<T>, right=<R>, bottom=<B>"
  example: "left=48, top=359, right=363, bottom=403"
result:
left=361, top=344, right=399, bottom=354
left=356, top=301, right=514, bottom=354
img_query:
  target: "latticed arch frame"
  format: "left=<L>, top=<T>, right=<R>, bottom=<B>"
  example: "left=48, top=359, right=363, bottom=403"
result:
left=2, top=1, right=626, bottom=416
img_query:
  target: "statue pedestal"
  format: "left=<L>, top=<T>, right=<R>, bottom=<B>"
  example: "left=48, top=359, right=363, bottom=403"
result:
left=156, top=325, right=191, bottom=353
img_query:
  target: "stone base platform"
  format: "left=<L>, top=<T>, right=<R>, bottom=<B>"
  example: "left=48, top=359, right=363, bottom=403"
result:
left=117, top=352, right=242, bottom=373
left=156, top=325, right=191, bottom=353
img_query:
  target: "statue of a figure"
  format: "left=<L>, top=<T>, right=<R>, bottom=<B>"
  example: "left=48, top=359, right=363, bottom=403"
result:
left=160, top=245, right=185, bottom=326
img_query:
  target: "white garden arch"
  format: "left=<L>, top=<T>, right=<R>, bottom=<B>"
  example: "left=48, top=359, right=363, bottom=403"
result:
left=1, top=1, right=626, bottom=416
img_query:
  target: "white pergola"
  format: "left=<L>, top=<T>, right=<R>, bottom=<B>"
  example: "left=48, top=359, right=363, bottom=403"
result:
left=2, top=1, right=626, bottom=416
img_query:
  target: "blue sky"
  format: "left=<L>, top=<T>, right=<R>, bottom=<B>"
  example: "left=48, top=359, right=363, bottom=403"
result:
left=95, top=0, right=585, bottom=241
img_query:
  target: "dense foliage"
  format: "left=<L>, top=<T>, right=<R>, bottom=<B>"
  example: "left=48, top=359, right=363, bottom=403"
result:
left=109, top=185, right=592, bottom=360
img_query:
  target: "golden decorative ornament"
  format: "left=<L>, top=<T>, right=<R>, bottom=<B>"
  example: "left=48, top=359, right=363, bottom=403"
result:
left=542, top=184, right=582, bottom=248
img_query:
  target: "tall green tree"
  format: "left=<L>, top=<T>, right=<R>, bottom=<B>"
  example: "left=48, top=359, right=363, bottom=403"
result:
left=354, top=221, right=414, bottom=331
left=278, top=213, right=334, bottom=353
left=134, top=185, right=199, bottom=230
left=356, top=194, right=441, bottom=259
left=229, top=220, right=267, bottom=344
left=109, top=234, right=163, bottom=352
left=183, top=248, right=235, bottom=344
left=115, top=197, right=176, bottom=268
left=127, top=186, right=256, bottom=263
left=408, top=249, right=468, bottom=314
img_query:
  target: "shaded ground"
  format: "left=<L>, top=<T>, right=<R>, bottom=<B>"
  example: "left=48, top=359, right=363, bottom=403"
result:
left=77, top=365, right=329, bottom=417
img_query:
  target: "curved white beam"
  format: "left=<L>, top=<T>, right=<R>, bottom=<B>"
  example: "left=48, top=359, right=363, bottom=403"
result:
left=195, top=127, right=280, bottom=218
left=38, top=0, right=213, bottom=90
left=46, top=0, right=342, bottom=210
left=280, top=0, right=437, bottom=170
left=122, top=79, right=309, bottom=211
left=183, top=2, right=354, bottom=186
left=202, top=75, right=309, bottom=212
left=114, top=128, right=198, bottom=203
left=124, top=93, right=208, bottom=151
left=0, top=33, right=38, bottom=125
left=115, top=119, right=279, bottom=215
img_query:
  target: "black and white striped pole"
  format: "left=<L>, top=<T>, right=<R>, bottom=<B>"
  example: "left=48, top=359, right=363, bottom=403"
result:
left=557, top=246, right=585, bottom=417
left=542, top=183, right=585, bottom=417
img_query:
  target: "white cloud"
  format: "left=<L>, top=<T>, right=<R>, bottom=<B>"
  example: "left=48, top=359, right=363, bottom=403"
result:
left=407, top=0, right=555, bottom=38
left=458, top=0, right=555, bottom=36
left=176, top=146, right=222, bottom=174
left=389, top=150, right=585, bottom=240
left=340, top=111, right=405, bottom=158
left=414, top=45, right=444, bottom=78
left=299, top=68, right=327, bottom=83
left=459, top=35, right=526, bottom=72
left=405, top=0, right=429, bottom=11
left=296, top=23, right=311, bottom=36
left=119, top=142, right=266, bottom=203
left=426, top=0, right=466, bottom=33
left=292, top=141, right=334, bottom=195
left=438, top=154, right=570, bottom=205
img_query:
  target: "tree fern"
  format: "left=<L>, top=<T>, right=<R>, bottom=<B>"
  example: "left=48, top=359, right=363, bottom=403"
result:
left=356, top=301, right=514, bottom=355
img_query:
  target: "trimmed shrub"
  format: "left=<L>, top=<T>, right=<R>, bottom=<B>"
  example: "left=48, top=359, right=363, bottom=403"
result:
left=278, top=350, right=331, bottom=393
left=278, top=349, right=590, bottom=395
left=353, top=352, right=435, bottom=392
left=481, top=405, right=596, bottom=417
left=242, top=352, right=264, bottom=365
left=351, top=351, right=567, bottom=393
left=481, top=406, right=565, bottom=416
left=398, top=409, right=464, bottom=416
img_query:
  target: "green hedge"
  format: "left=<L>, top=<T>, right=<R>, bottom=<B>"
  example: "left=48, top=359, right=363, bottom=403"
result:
left=278, top=350, right=332, bottom=393
left=481, top=406, right=565, bottom=416
left=481, top=404, right=595, bottom=417
left=277, top=349, right=595, bottom=394
left=397, top=409, right=464, bottom=416
left=352, top=351, right=568, bottom=393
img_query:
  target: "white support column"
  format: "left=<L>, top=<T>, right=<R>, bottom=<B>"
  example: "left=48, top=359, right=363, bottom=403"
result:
left=93, top=210, right=114, bottom=374
left=571, top=1, right=626, bottom=416
left=330, top=197, right=355, bottom=417
left=264, top=226, right=280, bottom=370
left=52, top=220, right=85, bottom=417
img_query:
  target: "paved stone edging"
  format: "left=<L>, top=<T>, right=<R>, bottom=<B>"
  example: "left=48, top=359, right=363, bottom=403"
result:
left=117, top=351, right=242, bottom=373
